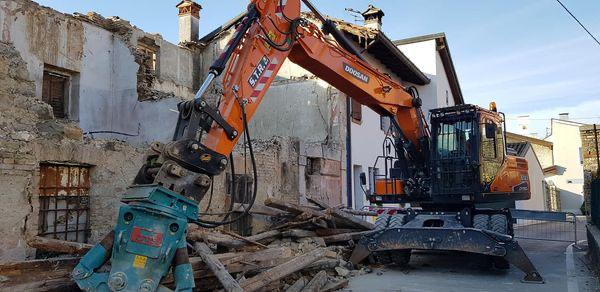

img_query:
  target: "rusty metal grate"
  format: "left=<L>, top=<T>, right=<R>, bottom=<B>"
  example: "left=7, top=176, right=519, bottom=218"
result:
left=38, top=162, right=91, bottom=243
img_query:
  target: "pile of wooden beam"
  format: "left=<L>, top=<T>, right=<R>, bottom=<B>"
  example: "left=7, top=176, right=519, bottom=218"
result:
left=0, top=198, right=376, bottom=291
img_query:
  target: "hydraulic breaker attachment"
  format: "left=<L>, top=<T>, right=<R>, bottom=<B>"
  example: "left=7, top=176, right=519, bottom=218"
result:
left=350, top=212, right=544, bottom=284
left=72, top=185, right=198, bottom=292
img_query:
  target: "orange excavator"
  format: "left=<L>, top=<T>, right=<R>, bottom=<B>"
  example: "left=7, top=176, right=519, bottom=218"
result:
left=73, top=0, right=542, bottom=290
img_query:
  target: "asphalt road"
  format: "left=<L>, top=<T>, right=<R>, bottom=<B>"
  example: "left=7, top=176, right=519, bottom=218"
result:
left=345, top=220, right=598, bottom=292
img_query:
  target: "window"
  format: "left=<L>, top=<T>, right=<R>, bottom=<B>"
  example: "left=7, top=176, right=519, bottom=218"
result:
left=351, top=98, right=362, bottom=124
left=38, top=163, right=91, bottom=243
left=445, top=90, right=449, bottom=106
left=137, top=38, right=159, bottom=75
left=436, top=120, right=473, bottom=158
left=42, top=71, right=68, bottom=118
left=481, top=123, right=500, bottom=159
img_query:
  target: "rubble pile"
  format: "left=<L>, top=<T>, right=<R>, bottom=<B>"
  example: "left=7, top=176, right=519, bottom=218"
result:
left=0, top=198, right=377, bottom=291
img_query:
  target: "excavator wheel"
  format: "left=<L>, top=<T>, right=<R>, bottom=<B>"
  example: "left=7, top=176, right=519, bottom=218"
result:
left=390, top=250, right=411, bottom=267
left=490, top=214, right=508, bottom=234
left=473, top=214, right=488, bottom=230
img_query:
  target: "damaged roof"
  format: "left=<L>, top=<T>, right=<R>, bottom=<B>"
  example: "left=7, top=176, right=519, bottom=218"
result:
left=198, top=12, right=430, bottom=85
left=394, top=33, right=464, bottom=104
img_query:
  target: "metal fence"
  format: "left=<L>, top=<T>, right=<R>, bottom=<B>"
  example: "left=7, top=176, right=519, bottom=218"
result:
left=510, top=209, right=577, bottom=244
left=592, top=179, right=600, bottom=225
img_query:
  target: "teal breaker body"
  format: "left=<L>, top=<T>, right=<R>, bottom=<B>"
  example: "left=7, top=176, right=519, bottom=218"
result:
left=72, top=185, right=198, bottom=292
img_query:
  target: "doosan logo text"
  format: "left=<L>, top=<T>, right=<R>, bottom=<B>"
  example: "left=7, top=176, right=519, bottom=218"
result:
left=343, top=63, right=369, bottom=83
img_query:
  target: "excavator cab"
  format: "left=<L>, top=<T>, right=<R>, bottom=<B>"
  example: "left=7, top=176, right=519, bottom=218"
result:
left=367, top=104, right=530, bottom=207
left=429, top=104, right=530, bottom=205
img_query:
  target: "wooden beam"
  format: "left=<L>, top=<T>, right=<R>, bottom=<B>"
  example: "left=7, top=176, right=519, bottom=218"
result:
left=281, top=229, right=317, bottom=238
left=307, top=197, right=332, bottom=210
left=264, top=198, right=328, bottom=218
left=26, top=236, right=92, bottom=255
left=233, top=203, right=290, bottom=217
left=240, top=248, right=326, bottom=292
left=321, top=231, right=372, bottom=243
left=301, top=270, right=328, bottom=292
left=221, top=229, right=268, bottom=249
left=192, top=242, right=243, bottom=292
left=325, top=208, right=374, bottom=230
left=341, top=208, right=378, bottom=217
left=285, top=276, right=307, bottom=292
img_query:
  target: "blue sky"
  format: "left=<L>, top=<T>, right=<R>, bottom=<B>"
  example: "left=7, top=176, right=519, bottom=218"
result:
left=37, top=0, right=600, bottom=136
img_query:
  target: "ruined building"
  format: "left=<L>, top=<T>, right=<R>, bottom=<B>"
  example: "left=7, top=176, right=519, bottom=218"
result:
left=0, top=0, right=463, bottom=262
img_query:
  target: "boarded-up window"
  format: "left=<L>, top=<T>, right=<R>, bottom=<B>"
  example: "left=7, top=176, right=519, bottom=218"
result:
left=351, top=98, right=362, bottom=124
left=42, top=71, right=68, bottom=119
left=226, top=174, right=254, bottom=236
left=38, top=163, right=91, bottom=243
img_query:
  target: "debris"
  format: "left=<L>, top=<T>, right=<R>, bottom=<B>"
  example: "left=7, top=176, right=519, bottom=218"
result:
left=9, top=197, right=378, bottom=291
left=192, top=242, right=243, bottom=292
left=301, top=270, right=328, bottom=292
left=285, top=276, right=308, bottom=292
left=335, top=266, right=350, bottom=277
left=240, top=248, right=327, bottom=292
left=321, top=278, right=349, bottom=292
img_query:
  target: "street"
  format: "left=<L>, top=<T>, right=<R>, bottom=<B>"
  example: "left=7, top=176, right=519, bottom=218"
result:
left=346, top=221, right=599, bottom=292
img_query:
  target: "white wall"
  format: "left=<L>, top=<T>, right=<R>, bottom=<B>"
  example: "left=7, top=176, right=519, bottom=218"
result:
left=545, top=119, right=585, bottom=213
left=397, top=39, right=456, bottom=123
left=515, top=147, right=546, bottom=211
left=350, top=105, right=388, bottom=209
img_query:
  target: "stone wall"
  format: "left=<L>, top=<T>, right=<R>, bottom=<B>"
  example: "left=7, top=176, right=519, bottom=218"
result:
left=0, top=41, right=145, bottom=262
left=580, top=125, right=599, bottom=215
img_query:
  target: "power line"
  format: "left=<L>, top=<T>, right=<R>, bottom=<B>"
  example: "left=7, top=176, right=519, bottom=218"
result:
left=555, top=0, right=600, bottom=47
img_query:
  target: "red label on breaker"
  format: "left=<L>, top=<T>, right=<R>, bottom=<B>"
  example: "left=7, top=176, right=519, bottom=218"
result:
left=130, top=226, right=163, bottom=247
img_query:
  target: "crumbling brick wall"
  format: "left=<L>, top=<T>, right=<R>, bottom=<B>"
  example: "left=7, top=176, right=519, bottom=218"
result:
left=580, top=125, right=600, bottom=215
left=0, top=41, right=145, bottom=262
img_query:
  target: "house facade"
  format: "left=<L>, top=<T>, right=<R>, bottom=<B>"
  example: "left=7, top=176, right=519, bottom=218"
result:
left=545, top=118, right=587, bottom=213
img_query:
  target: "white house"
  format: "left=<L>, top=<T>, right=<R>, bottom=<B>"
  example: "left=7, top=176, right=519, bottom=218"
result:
left=350, top=32, right=465, bottom=210
left=545, top=116, right=587, bottom=213
left=506, top=142, right=547, bottom=211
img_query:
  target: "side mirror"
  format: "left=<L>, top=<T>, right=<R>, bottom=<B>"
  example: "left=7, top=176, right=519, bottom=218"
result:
left=485, top=123, right=497, bottom=139
left=359, top=173, right=367, bottom=186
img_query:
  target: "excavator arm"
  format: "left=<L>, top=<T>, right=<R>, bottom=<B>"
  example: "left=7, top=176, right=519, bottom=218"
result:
left=180, top=0, right=428, bottom=178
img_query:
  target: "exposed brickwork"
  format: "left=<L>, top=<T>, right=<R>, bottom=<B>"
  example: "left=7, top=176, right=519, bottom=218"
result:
left=580, top=125, right=600, bottom=215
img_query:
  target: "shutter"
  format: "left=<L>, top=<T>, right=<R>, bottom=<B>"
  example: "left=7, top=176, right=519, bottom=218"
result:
left=351, top=98, right=362, bottom=123
left=42, top=71, right=67, bottom=119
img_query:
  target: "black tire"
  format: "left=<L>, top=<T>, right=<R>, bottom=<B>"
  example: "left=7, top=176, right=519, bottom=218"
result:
left=390, top=250, right=411, bottom=267
left=473, top=214, right=488, bottom=230
left=388, top=215, right=404, bottom=229
left=375, top=214, right=391, bottom=231
left=490, top=214, right=508, bottom=234
left=372, top=251, right=393, bottom=264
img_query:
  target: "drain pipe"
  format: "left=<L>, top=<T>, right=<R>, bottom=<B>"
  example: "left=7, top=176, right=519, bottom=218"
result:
left=346, top=96, right=353, bottom=208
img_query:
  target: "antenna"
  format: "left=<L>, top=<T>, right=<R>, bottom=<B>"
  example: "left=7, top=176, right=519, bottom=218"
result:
left=345, top=8, right=363, bottom=24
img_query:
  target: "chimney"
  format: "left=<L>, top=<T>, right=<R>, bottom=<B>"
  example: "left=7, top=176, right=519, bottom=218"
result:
left=517, top=115, right=530, bottom=136
left=176, top=0, right=202, bottom=43
left=361, top=5, right=384, bottom=30
left=559, top=112, right=569, bottom=121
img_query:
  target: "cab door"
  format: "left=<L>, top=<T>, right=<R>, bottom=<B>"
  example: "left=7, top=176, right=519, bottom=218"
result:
left=430, top=115, right=479, bottom=199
